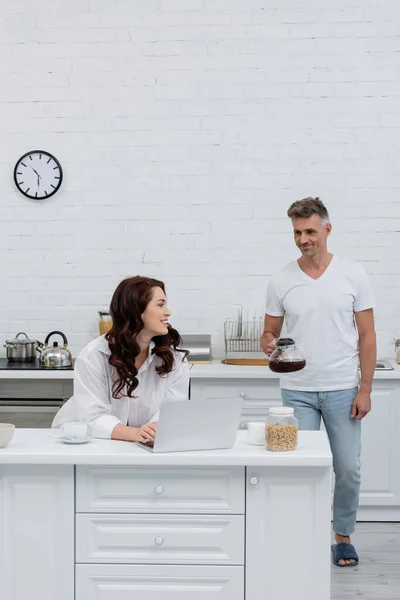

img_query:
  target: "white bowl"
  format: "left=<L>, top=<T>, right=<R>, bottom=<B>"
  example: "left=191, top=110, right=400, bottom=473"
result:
left=0, top=423, right=15, bottom=448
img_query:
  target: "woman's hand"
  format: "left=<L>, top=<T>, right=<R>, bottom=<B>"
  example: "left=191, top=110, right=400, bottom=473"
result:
left=111, top=422, right=158, bottom=443
left=134, top=421, right=158, bottom=444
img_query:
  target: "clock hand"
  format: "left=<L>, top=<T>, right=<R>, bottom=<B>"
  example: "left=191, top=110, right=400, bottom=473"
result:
left=29, top=166, right=42, bottom=189
left=30, top=166, right=42, bottom=179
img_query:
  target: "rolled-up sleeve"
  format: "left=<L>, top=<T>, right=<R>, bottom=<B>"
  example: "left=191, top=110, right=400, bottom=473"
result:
left=72, top=357, right=121, bottom=439
left=148, top=355, right=190, bottom=422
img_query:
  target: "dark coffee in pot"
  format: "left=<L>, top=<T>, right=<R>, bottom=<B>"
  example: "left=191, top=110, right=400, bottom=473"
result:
left=268, top=359, right=306, bottom=373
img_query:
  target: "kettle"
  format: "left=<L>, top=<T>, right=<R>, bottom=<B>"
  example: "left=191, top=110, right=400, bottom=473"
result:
left=39, top=331, right=73, bottom=369
left=268, top=337, right=306, bottom=373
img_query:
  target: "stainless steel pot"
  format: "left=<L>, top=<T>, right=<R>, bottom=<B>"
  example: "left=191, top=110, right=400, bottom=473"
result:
left=4, top=332, right=43, bottom=363
left=39, top=331, right=73, bottom=369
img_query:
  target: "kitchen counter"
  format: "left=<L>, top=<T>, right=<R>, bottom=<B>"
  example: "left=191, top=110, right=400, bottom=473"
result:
left=0, top=428, right=332, bottom=466
left=0, top=358, right=74, bottom=371
left=191, top=358, right=400, bottom=379
left=0, top=357, right=399, bottom=379
left=0, top=428, right=332, bottom=600
left=0, top=358, right=74, bottom=379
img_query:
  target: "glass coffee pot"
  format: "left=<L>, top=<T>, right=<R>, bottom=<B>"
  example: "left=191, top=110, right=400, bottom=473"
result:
left=268, top=337, right=306, bottom=373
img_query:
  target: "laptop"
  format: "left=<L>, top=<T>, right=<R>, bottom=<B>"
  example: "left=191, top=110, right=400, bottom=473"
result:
left=136, top=397, right=243, bottom=453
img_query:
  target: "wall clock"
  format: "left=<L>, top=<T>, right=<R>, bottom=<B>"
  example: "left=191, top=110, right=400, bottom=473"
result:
left=14, top=150, right=63, bottom=199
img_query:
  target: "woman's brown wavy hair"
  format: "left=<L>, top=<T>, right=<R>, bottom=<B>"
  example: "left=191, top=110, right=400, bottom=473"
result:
left=105, top=276, right=188, bottom=399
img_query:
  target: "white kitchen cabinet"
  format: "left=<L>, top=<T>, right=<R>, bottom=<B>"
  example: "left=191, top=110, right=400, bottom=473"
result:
left=76, top=465, right=245, bottom=514
left=0, top=429, right=332, bottom=600
left=245, top=466, right=331, bottom=600
left=76, top=564, right=244, bottom=600
left=76, top=466, right=246, bottom=600
left=76, top=513, right=244, bottom=565
left=0, top=465, right=74, bottom=600
left=320, top=381, right=400, bottom=520
left=190, top=379, right=281, bottom=429
left=358, top=381, right=400, bottom=520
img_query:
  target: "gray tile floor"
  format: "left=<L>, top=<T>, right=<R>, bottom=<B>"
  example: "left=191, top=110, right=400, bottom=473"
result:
left=332, top=523, right=400, bottom=599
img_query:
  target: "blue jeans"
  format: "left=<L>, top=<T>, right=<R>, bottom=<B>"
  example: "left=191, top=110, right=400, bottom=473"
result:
left=281, top=387, right=361, bottom=536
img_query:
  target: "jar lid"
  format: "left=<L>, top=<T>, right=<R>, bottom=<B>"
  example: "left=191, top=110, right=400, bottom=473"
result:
left=275, top=337, right=295, bottom=348
left=269, top=407, right=294, bottom=415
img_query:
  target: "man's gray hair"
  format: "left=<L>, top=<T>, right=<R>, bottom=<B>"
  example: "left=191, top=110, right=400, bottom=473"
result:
left=287, top=197, right=330, bottom=225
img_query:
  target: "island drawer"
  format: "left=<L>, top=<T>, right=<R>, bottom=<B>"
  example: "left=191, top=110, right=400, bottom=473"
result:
left=76, top=466, right=245, bottom=514
left=76, top=513, right=244, bottom=565
left=76, top=564, right=244, bottom=600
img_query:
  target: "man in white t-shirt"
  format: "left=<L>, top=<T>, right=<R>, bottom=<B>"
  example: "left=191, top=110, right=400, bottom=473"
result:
left=261, top=197, right=376, bottom=568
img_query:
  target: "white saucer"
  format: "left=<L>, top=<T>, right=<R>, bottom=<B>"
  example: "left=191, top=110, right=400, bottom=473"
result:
left=60, top=435, right=91, bottom=445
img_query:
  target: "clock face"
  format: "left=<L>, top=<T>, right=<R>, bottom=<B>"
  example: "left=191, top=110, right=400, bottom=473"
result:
left=14, top=150, right=63, bottom=199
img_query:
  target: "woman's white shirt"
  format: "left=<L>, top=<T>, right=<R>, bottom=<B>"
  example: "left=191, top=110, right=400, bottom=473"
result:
left=52, top=334, right=190, bottom=438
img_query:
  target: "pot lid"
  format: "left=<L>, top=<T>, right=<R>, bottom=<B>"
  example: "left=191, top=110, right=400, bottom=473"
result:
left=275, top=337, right=295, bottom=348
left=6, top=331, right=37, bottom=345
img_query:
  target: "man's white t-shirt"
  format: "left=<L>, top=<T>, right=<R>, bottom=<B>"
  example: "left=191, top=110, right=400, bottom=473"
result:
left=265, top=255, right=375, bottom=391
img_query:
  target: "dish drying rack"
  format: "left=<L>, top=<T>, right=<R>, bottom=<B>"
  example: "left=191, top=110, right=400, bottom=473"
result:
left=222, top=314, right=269, bottom=366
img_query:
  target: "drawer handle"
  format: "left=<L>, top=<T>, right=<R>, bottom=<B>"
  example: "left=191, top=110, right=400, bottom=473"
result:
left=249, top=476, right=258, bottom=486
left=239, top=392, right=246, bottom=398
left=155, top=485, right=164, bottom=495
left=155, top=536, right=164, bottom=546
left=239, top=421, right=247, bottom=429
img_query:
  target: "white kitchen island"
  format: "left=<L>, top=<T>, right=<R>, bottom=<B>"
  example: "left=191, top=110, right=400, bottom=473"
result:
left=0, top=429, right=332, bottom=600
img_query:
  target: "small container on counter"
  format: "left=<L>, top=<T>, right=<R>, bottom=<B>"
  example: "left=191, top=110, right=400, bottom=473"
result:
left=98, top=312, right=112, bottom=335
left=265, top=407, right=298, bottom=452
left=395, top=339, right=400, bottom=365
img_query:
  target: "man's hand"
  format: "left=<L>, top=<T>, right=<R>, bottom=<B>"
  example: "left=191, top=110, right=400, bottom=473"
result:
left=265, top=337, right=277, bottom=357
left=351, top=391, right=371, bottom=420
left=260, top=315, right=283, bottom=356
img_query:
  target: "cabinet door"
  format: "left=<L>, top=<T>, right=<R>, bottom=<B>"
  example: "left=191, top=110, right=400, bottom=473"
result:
left=76, top=565, right=244, bottom=600
left=0, top=465, right=74, bottom=600
left=358, top=382, right=400, bottom=520
left=190, top=379, right=281, bottom=429
left=246, top=466, right=331, bottom=600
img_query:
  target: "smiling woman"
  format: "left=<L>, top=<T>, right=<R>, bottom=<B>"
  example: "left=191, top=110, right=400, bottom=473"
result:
left=52, top=276, right=189, bottom=444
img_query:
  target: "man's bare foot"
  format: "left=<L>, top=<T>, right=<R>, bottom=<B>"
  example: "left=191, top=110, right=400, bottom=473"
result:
left=334, top=533, right=357, bottom=566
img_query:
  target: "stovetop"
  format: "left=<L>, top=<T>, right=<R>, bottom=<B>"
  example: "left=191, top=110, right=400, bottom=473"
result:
left=0, top=359, right=75, bottom=370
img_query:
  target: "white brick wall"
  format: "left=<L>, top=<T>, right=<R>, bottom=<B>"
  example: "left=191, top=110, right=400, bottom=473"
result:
left=1, top=0, right=400, bottom=359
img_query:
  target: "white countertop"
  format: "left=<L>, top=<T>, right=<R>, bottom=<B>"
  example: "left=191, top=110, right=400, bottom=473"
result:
left=190, top=359, right=400, bottom=379
left=0, top=369, right=74, bottom=380
left=0, top=359, right=399, bottom=380
left=0, top=429, right=332, bottom=467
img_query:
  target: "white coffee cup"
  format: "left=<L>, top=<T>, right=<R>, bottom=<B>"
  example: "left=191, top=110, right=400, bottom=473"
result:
left=61, top=422, right=87, bottom=440
left=0, top=423, right=15, bottom=448
left=247, top=422, right=265, bottom=446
